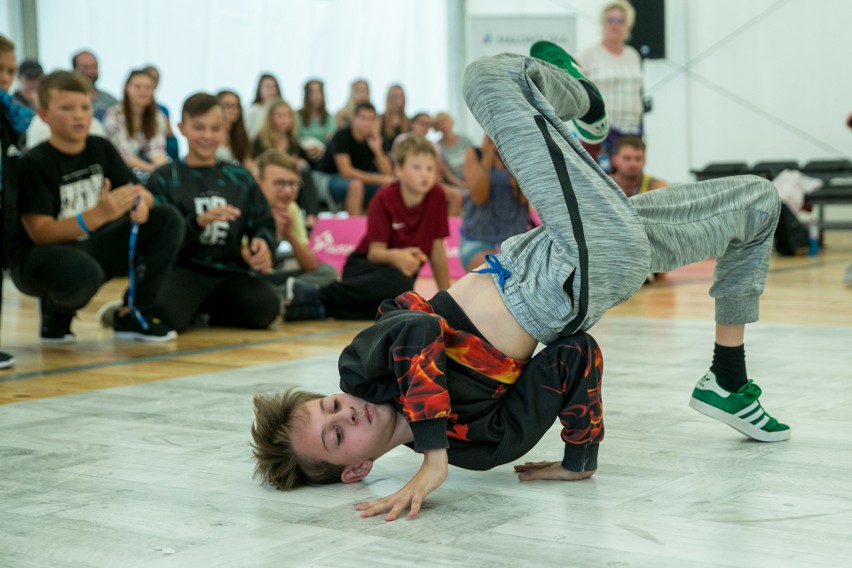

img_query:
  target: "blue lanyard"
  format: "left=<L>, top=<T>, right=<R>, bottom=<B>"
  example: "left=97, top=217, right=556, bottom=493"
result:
left=126, top=194, right=150, bottom=330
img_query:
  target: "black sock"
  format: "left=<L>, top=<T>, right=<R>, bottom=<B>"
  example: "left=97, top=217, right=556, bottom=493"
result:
left=710, top=343, right=748, bottom=392
left=579, top=81, right=605, bottom=124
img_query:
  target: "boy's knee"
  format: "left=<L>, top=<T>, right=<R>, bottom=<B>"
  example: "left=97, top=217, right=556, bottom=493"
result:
left=348, top=179, right=364, bottom=194
left=145, top=205, right=184, bottom=240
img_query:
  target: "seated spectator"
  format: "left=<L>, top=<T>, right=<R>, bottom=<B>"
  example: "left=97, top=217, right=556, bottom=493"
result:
left=434, top=111, right=473, bottom=188
left=394, top=112, right=462, bottom=216
left=459, top=135, right=529, bottom=271
left=145, top=93, right=279, bottom=332
left=255, top=150, right=337, bottom=294
left=11, top=70, right=182, bottom=343
left=246, top=73, right=282, bottom=141
left=141, top=65, right=179, bottom=160
left=103, top=69, right=168, bottom=177
left=380, top=84, right=409, bottom=153
left=26, top=81, right=106, bottom=149
left=335, top=78, right=371, bottom=129
left=216, top=89, right=254, bottom=170
left=296, top=79, right=336, bottom=164
left=609, top=136, right=666, bottom=196
left=252, top=99, right=320, bottom=227
left=284, top=136, right=450, bottom=322
left=71, top=49, right=117, bottom=120
left=313, top=102, right=394, bottom=215
left=12, top=59, right=42, bottom=110
left=0, top=34, right=35, bottom=367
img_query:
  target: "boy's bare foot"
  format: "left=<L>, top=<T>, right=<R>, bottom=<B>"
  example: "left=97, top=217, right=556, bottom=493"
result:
left=514, top=461, right=596, bottom=481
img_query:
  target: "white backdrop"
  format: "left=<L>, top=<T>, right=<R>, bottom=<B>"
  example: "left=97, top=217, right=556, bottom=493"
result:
left=21, top=0, right=852, bottom=185
left=34, top=0, right=450, bottom=146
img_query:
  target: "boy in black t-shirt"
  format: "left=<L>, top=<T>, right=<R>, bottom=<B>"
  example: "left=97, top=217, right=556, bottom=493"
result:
left=313, top=102, right=394, bottom=215
left=12, top=71, right=183, bottom=343
left=143, top=93, right=279, bottom=332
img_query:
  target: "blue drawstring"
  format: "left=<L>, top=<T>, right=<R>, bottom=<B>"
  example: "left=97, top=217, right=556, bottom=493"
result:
left=473, top=254, right=511, bottom=292
left=127, top=194, right=150, bottom=331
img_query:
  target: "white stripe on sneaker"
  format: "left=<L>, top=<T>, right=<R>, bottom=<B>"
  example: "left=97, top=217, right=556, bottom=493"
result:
left=735, top=401, right=760, bottom=418
left=753, top=415, right=770, bottom=429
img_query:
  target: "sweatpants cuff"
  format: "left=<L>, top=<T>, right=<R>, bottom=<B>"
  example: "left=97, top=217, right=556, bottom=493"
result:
left=562, top=443, right=599, bottom=472
left=715, top=294, right=760, bottom=325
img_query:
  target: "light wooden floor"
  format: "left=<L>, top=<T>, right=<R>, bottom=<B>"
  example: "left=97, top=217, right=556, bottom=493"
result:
left=1, top=233, right=851, bottom=567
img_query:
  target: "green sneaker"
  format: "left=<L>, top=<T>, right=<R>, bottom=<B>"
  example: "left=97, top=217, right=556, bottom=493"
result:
left=689, top=371, right=790, bottom=442
left=529, top=40, right=609, bottom=144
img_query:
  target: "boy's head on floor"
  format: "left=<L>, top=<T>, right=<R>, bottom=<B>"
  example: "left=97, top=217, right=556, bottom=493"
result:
left=37, top=71, right=94, bottom=145
left=252, top=389, right=405, bottom=490
left=257, top=149, right=301, bottom=209
left=179, top=92, right=224, bottom=163
left=392, top=135, right=438, bottom=200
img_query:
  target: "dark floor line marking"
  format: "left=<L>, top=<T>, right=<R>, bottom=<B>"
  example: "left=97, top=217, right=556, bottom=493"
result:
left=0, top=326, right=364, bottom=384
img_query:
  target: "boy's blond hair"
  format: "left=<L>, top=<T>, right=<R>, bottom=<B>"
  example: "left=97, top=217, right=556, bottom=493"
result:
left=37, top=71, right=92, bottom=109
left=251, top=389, right=344, bottom=490
left=392, top=135, right=436, bottom=167
left=0, top=34, right=14, bottom=54
left=256, top=148, right=298, bottom=179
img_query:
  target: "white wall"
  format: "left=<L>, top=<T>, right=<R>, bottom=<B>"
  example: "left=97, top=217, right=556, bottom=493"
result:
left=35, top=0, right=449, bottom=147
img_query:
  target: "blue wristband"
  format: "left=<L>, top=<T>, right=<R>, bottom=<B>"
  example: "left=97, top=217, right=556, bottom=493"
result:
left=76, top=212, right=93, bottom=235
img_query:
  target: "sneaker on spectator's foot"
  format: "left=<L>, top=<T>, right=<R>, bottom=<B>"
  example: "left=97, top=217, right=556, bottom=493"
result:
left=113, top=309, right=177, bottom=342
left=529, top=40, right=610, bottom=144
left=96, top=300, right=123, bottom=328
left=283, top=302, right=326, bottom=322
left=286, top=279, right=322, bottom=307
left=40, top=303, right=75, bottom=345
left=0, top=351, right=15, bottom=369
left=689, top=370, right=790, bottom=442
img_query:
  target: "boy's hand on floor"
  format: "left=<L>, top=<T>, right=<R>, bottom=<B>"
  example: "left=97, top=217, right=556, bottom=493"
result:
left=513, top=461, right=596, bottom=481
left=355, top=448, right=448, bottom=521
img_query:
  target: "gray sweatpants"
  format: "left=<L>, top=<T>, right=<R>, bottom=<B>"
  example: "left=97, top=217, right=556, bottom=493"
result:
left=462, top=54, right=780, bottom=344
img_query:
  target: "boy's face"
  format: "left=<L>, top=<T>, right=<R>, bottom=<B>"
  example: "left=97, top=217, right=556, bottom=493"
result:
left=259, top=164, right=300, bottom=209
left=39, top=89, right=93, bottom=144
left=612, top=146, right=646, bottom=178
left=395, top=152, right=437, bottom=197
left=290, top=393, right=399, bottom=469
left=0, top=50, right=16, bottom=92
left=411, top=115, right=432, bottom=137
left=351, top=109, right=376, bottom=139
left=179, top=106, right=224, bottom=162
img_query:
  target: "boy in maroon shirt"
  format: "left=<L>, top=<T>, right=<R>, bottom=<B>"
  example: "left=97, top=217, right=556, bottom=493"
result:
left=284, top=135, right=450, bottom=321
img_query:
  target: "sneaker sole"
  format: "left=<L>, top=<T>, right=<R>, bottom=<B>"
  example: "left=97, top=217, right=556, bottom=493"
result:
left=689, top=398, right=791, bottom=442
left=0, top=358, right=15, bottom=369
left=114, top=330, right=178, bottom=343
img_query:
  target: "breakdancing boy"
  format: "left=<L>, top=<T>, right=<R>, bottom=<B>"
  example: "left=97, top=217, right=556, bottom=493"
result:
left=252, top=44, right=789, bottom=521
